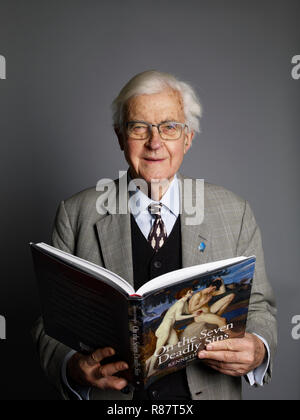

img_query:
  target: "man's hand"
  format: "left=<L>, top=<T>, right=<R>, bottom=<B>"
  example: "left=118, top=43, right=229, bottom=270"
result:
left=198, top=333, right=266, bottom=376
left=67, top=347, right=129, bottom=391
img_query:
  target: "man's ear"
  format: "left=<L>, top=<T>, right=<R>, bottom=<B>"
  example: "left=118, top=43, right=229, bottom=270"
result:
left=184, top=130, right=195, bottom=154
left=115, top=127, right=124, bottom=151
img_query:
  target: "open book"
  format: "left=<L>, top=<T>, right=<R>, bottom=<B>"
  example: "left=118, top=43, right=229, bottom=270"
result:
left=30, top=242, right=256, bottom=389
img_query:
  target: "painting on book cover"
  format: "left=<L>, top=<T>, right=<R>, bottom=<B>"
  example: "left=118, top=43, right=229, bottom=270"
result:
left=140, top=257, right=255, bottom=386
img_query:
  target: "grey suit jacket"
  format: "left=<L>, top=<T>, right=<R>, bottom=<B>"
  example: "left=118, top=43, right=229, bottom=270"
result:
left=31, top=172, right=277, bottom=400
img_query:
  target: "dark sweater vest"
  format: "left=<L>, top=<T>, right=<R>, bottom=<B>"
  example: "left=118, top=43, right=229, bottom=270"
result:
left=130, top=214, right=191, bottom=400
left=131, top=214, right=182, bottom=290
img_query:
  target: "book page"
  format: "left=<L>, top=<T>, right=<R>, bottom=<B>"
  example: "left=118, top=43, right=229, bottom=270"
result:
left=137, top=256, right=249, bottom=296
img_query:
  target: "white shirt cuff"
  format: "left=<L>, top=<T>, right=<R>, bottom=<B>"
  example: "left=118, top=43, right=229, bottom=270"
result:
left=246, top=334, right=270, bottom=386
left=61, top=350, right=91, bottom=400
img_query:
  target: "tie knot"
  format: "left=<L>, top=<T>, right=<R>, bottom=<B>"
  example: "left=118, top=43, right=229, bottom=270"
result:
left=148, top=202, right=163, bottom=217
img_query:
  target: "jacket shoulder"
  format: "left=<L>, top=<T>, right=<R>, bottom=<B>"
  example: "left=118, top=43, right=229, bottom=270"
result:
left=204, top=182, right=246, bottom=205
left=63, top=178, right=117, bottom=211
left=203, top=182, right=247, bottom=220
left=179, top=173, right=245, bottom=206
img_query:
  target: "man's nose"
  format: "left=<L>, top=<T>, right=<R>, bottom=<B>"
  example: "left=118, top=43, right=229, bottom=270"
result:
left=146, top=126, right=162, bottom=149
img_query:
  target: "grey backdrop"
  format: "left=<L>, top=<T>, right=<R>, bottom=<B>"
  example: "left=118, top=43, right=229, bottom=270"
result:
left=0, top=0, right=299, bottom=400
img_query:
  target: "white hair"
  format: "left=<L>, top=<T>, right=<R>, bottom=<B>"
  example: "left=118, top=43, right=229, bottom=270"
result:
left=112, top=70, right=202, bottom=134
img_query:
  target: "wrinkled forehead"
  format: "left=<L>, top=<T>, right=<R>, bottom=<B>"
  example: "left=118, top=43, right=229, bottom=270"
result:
left=124, top=88, right=185, bottom=122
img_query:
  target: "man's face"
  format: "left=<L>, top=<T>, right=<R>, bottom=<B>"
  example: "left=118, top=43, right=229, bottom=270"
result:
left=117, top=89, right=194, bottom=184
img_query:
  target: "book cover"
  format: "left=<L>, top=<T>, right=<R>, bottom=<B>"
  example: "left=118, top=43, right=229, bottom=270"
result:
left=135, top=257, right=255, bottom=388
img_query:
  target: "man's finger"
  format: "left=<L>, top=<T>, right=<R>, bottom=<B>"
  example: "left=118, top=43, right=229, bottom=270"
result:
left=86, top=347, right=115, bottom=366
left=205, top=333, right=256, bottom=352
left=204, top=359, right=244, bottom=371
left=205, top=362, right=240, bottom=377
left=198, top=350, right=240, bottom=363
left=96, top=375, right=128, bottom=391
left=205, top=339, right=243, bottom=352
left=100, top=361, right=129, bottom=377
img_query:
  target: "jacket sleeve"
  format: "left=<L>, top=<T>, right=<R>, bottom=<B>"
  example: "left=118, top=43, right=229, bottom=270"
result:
left=31, top=201, right=75, bottom=400
left=237, top=200, right=277, bottom=384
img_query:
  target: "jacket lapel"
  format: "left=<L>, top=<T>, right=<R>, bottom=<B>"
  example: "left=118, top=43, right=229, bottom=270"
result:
left=95, top=173, right=134, bottom=288
left=178, top=173, right=211, bottom=268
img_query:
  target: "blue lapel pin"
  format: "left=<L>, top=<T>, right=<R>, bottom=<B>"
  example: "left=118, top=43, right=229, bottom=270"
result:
left=198, top=242, right=206, bottom=252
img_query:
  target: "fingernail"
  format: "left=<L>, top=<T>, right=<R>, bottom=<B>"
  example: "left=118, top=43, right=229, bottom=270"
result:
left=206, top=345, right=213, bottom=351
left=120, top=363, right=128, bottom=370
left=198, top=351, right=206, bottom=358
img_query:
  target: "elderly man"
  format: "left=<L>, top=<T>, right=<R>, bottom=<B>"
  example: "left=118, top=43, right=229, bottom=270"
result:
left=32, top=70, right=277, bottom=400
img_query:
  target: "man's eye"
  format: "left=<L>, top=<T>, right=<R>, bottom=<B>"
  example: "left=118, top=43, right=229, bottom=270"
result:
left=133, top=125, right=147, bottom=131
left=163, top=124, right=177, bottom=131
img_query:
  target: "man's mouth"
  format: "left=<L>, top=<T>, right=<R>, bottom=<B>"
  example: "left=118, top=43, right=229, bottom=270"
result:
left=144, top=157, right=166, bottom=162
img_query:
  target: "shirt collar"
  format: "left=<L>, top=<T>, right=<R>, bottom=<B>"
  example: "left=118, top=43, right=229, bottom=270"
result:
left=128, top=173, right=180, bottom=217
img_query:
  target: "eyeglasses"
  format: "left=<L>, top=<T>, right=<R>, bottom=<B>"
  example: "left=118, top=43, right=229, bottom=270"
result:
left=125, top=120, right=188, bottom=141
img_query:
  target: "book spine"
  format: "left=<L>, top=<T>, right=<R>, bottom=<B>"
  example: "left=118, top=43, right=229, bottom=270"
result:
left=128, top=298, right=144, bottom=388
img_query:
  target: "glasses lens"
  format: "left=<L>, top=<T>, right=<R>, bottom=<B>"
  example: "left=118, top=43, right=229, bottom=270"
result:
left=127, top=122, right=149, bottom=139
left=160, top=123, right=182, bottom=140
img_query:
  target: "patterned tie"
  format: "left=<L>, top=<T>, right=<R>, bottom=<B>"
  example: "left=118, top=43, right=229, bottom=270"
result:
left=148, top=203, right=168, bottom=251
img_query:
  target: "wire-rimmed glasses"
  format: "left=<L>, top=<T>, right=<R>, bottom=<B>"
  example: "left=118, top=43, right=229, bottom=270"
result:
left=126, top=120, right=188, bottom=141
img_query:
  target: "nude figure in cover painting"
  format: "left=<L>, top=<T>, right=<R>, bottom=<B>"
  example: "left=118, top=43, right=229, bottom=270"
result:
left=145, top=288, right=202, bottom=377
left=181, top=278, right=235, bottom=341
